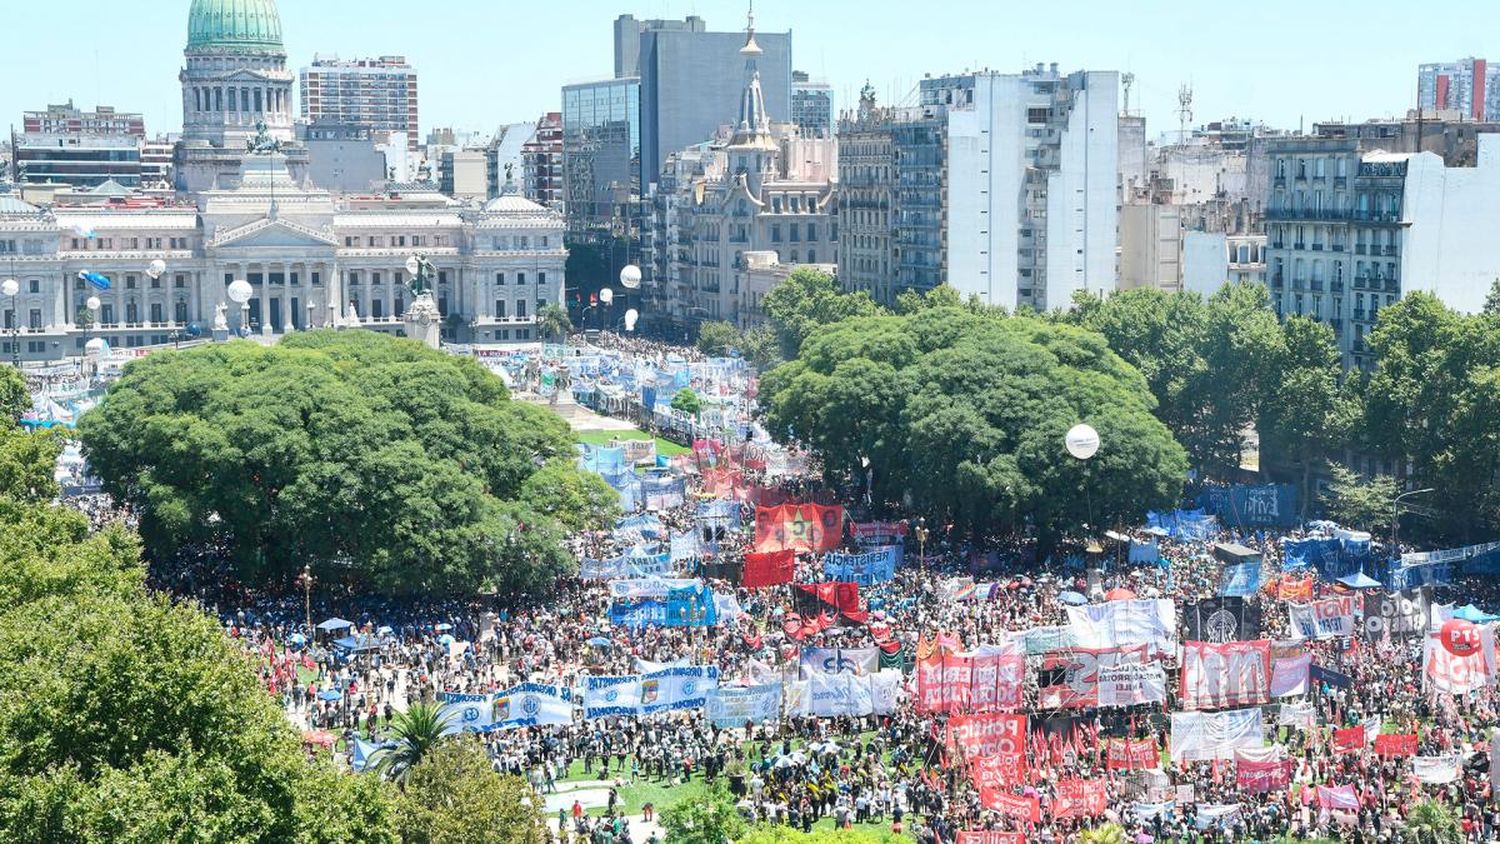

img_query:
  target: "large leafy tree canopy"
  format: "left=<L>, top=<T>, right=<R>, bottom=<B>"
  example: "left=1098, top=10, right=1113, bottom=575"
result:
left=0, top=427, right=394, bottom=843
left=78, top=331, right=617, bottom=596
left=394, top=738, right=548, bottom=844
left=761, top=306, right=1188, bottom=541
left=762, top=267, right=883, bottom=361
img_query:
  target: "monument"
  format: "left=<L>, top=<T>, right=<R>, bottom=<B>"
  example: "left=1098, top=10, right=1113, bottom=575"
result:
left=402, top=254, right=442, bottom=349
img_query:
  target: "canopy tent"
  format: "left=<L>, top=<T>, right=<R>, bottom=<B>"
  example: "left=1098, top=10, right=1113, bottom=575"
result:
left=1454, top=604, right=1500, bottom=623
left=331, top=635, right=381, bottom=652
left=1336, top=571, right=1382, bottom=590
left=1058, top=591, right=1089, bottom=606
left=316, top=617, right=354, bottom=631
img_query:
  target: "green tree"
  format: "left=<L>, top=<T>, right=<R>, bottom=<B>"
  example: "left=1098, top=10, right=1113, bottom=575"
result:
left=1405, top=799, right=1462, bottom=844
left=696, top=321, right=742, bottom=357
left=374, top=703, right=453, bottom=786
left=0, top=366, right=27, bottom=427
left=671, top=387, right=703, bottom=418
left=0, top=426, right=62, bottom=506
left=1079, top=823, right=1129, bottom=844
left=738, top=325, right=783, bottom=371
left=1258, top=316, right=1358, bottom=517
left=762, top=267, right=883, bottom=360
left=78, top=331, right=605, bottom=596
left=894, top=284, right=964, bottom=315
left=519, top=459, right=621, bottom=533
left=1321, top=464, right=1400, bottom=534
left=395, top=738, right=548, bottom=844
left=761, top=306, right=1187, bottom=544
left=535, top=302, right=573, bottom=344
left=660, top=781, right=745, bottom=844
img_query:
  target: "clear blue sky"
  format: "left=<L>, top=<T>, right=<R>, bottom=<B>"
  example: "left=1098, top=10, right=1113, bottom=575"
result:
left=5, top=0, right=1495, bottom=141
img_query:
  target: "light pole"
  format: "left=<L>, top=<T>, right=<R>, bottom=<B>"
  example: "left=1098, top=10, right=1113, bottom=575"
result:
left=301, top=563, right=314, bottom=643
left=1392, top=488, right=1437, bottom=550
left=914, top=517, right=929, bottom=573
left=1066, top=423, right=1102, bottom=548
left=1, top=277, right=19, bottom=368
left=82, top=295, right=101, bottom=379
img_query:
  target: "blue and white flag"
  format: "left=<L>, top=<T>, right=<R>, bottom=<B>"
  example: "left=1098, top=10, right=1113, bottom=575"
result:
left=491, top=682, right=573, bottom=730
left=437, top=691, right=496, bottom=734
left=1219, top=561, right=1262, bottom=597
left=707, top=683, right=782, bottom=728
left=77, top=271, right=111, bottom=291
left=583, top=666, right=719, bottom=719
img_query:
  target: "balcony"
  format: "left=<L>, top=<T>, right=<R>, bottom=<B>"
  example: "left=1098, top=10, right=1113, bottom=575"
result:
left=1311, top=243, right=1324, bottom=251
left=1331, top=243, right=1345, bottom=252
left=1353, top=309, right=1367, bottom=321
left=1331, top=281, right=1344, bottom=293
left=1308, top=280, right=1325, bottom=292
left=1329, top=319, right=1344, bottom=333
left=1382, top=245, right=1398, bottom=256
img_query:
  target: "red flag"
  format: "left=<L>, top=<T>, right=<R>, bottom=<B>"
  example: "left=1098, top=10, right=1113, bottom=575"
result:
left=754, top=504, right=844, bottom=553
left=1333, top=725, right=1365, bottom=753
left=1374, top=733, right=1418, bottom=758
left=741, top=550, right=795, bottom=588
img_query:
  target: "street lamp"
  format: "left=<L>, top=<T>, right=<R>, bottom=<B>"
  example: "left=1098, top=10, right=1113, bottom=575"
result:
left=1392, top=487, right=1437, bottom=549
left=914, top=517, right=929, bottom=572
left=1, top=277, right=19, bottom=368
left=226, top=279, right=253, bottom=337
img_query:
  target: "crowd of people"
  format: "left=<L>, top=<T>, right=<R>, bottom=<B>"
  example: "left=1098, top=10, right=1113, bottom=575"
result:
left=43, top=336, right=1500, bottom=844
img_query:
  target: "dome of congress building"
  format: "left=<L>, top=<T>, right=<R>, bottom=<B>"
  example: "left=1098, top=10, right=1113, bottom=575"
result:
left=186, top=0, right=283, bottom=52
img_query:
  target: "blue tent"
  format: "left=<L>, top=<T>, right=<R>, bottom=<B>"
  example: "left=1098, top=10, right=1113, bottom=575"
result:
left=316, top=617, right=354, bottom=631
left=1337, top=571, right=1382, bottom=589
left=351, top=738, right=392, bottom=773
left=317, top=689, right=343, bottom=702
left=1455, top=604, right=1500, bottom=623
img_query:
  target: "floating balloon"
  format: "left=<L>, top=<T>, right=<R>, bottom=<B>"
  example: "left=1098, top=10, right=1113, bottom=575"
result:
left=619, top=265, right=642, bottom=289
left=1065, top=423, right=1101, bottom=460
left=147, top=259, right=167, bottom=279
left=624, top=308, right=639, bottom=332
left=1441, top=618, right=1482, bottom=657
left=599, top=287, right=614, bottom=305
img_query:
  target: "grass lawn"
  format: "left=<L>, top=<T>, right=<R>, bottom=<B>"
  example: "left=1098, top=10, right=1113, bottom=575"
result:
left=577, top=428, right=690, bottom=458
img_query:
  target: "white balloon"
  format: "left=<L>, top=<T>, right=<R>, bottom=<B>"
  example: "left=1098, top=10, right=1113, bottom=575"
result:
left=599, top=287, right=614, bottom=305
left=147, top=259, right=167, bottom=279
left=226, top=279, right=254, bottom=305
left=1065, top=423, right=1101, bottom=460
left=624, top=308, right=639, bottom=332
left=619, top=265, right=642, bottom=289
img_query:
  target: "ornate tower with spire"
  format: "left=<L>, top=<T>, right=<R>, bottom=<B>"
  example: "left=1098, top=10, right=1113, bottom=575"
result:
left=726, top=3, right=779, bottom=196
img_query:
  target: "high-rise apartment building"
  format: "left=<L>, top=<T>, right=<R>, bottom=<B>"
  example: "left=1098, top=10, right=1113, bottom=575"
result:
left=300, top=55, right=420, bottom=151
left=613, top=14, right=706, bottom=79
left=562, top=77, right=641, bottom=237
left=1418, top=59, right=1499, bottom=122
left=24, top=101, right=145, bottom=138
left=792, top=71, right=834, bottom=139
left=522, top=112, right=564, bottom=207
left=923, top=65, right=1120, bottom=310
left=637, top=17, right=792, bottom=188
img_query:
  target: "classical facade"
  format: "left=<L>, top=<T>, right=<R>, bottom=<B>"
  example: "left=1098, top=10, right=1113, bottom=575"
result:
left=0, top=0, right=566, bottom=363
left=646, top=13, right=837, bottom=331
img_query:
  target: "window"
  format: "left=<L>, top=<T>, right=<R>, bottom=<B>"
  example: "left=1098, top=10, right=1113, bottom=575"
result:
left=126, top=302, right=139, bottom=324
left=150, top=303, right=164, bottom=323
left=495, top=299, right=507, bottom=318
left=516, top=300, right=527, bottom=318
left=1027, top=107, right=1049, bottom=124
left=517, top=273, right=527, bottom=285
left=537, top=272, right=546, bottom=287
left=175, top=301, right=189, bottom=323
left=312, top=272, right=322, bottom=286
left=496, top=272, right=506, bottom=286
left=28, top=279, right=39, bottom=294
left=28, top=309, right=41, bottom=330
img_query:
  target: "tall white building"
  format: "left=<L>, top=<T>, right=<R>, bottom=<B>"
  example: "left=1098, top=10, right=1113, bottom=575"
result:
left=921, top=66, right=1120, bottom=310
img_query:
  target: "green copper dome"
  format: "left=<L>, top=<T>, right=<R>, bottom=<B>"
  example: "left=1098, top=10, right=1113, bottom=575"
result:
left=186, top=0, right=284, bottom=52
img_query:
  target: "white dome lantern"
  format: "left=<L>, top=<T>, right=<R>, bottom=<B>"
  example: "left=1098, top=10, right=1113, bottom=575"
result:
left=620, top=265, right=642, bottom=289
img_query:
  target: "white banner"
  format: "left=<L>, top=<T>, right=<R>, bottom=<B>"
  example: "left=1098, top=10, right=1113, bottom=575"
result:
left=1412, top=754, right=1462, bottom=784
left=800, top=647, right=880, bottom=677
left=491, top=683, right=574, bottom=730
left=706, top=683, right=782, bottom=728
left=1067, top=599, right=1177, bottom=653
left=1270, top=652, right=1311, bottom=698
left=583, top=666, right=719, bottom=718
left=1277, top=702, right=1318, bottom=730
left=789, top=671, right=900, bottom=718
left=1096, top=661, right=1168, bottom=707
left=1170, top=708, right=1264, bottom=763
left=1287, top=597, right=1360, bottom=640
left=438, top=692, right=496, bottom=734
left=1179, top=641, right=1271, bottom=710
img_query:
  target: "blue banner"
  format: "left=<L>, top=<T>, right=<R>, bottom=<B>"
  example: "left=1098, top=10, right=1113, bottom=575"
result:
left=608, top=578, right=719, bottom=627
left=1147, top=509, right=1218, bottom=541
left=641, top=476, right=686, bottom=511
left=583, top=666, right=719, bottom=719
left=491, top=682, right=574, bottom=730
left=707, top=683, right=782, bottom=728
left=1219, top=560, right=1262, bottom=597
left=1199, top=484, right=1298, bottom=528
left=823, top=546, right=901, bottom=586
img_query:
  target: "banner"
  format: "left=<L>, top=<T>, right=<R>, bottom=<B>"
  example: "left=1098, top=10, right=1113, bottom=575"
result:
left=917, top=643, right=1026, bottom=713
left=795, top=582, right=866, bottom=623
left=851, top=521, right=907, bottom=546
left=948, top=713, right=1028, bottom=759
left=706, top=683, right=782, bottom=728
left=1374, top=733, right=1418, bottom=758
left=437, top=691, right=497, bottom=734
left=958, top=833, right=1024, bottom=844
left=1423, top=627, right=1498, bottom=694
left=491, top=682, right=574, bottom=730
left=1219, top=561, right=1263, bottom=598
left=792, top=670, right=900, bottom=718
left=1288, top=596, right=1361, bottom=640
left=1199, top=483, right=1297, bottom=527
left=800, top=647, right=879, bottom=677
left=1179, top=640, right=1272, bottom=710
left=1106, top=737, right=1161, bottom=771
left=970, top=752, right=1028, bottom=791
left=754, top=504, right=844, bottom=553
left=641, top=476, right=686, bottom=511
left=979, top=789, right=1040, bottom=823
left=583, top=666, right=719, bottom=718
left=1413, top=754, right=1462, bottom=784
left=1129, top=538, right=1161, bottom=565
left=1332, top=726, right=1365, bottom=753
left=1066, top=599, right=1176, bottom=653
left=1097, top=661, right=1169, bottom=708
left=741, top=550, right=795, bottom=588
left=1269, top=643, right=1312, bottom=698
left=1363, top=590, right=1430, bottom=639
left=608, top=578, right=718, bottom=627
left=1019, top=625, right=1081, bottom=655
left=1052, top=779, right=1108, bottom=819
left=1038, top=646, right=1149, bottom=709
left=1170, top=708, right=1264, bottom=762
left=1316, top=785, right=1360, bottom=811
left=1185, top=597, right=1263, bottom=643
left=823, top=546, right=901, bottom=585
left=1278, top=702, right=1318, bottom=731
left=1277, top=577, right=1314, bottom=602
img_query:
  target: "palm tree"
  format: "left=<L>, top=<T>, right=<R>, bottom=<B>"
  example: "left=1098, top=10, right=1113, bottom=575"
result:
left=537, top=302, right=572, bottom=345
left=1079, top=822, right=1128, bottom=844
left=372, top=702, right=453, bottom=785
left=1405, top=800, right=1462, bottom=844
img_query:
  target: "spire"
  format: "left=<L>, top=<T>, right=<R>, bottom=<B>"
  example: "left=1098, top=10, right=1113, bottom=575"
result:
left=741, top=0, right=762, bottom=58
left=730, top=0, right=774, bottom=149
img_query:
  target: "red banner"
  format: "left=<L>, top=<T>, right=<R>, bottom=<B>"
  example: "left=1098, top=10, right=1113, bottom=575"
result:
left=978, top=789, right=1040, bottom=823
left=1037, top=646, right=1146, bottom=709
left=1051, top=779, right=1108, bottom=819
left=1236, top=758, right=1293, bottom=793
left=949, top=713, right=1028, bottom=759
left=1179, top=640, right=1272, bottom=710
left=1277, top=577, right=1314, bottom=602
left=741, top=550, right=794, bottom=588
left=754, top=504, right=844, bottom=553
left=794, top=582, right=864, bottom=623
left=692, top=438, right=724, bottom=468
left=918, top=645, right=1026, bottom=714
left=1332, top=725, right=1365, bottom=753
left=700, top=467, right=747, bottom=501
left=958, top=833, right=1024, bottom=844
left=1105, top=737, right=1160, bottom=771
left=970, top=752, right=1028, bottom=790
left=1374, top=733, right=1418, bottom=758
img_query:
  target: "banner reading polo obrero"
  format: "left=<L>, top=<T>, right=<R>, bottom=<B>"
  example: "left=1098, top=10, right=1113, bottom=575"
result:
left=1287, top=595, right=1361, bottom=641
left=1363, top=590, right=1431, bottom=639
left=1065, top=598, right=1176, bottom=654
left=583, top=666, right=719, bottom=719
left=1052, top=779, right=1108, bottom=819
left=1180, top=640, right=1272, bottom=710
left=948, top=713, right=1028, bottom=760
left=916, top=642, right=1026, bottom=713
left=754, top=503, right=844, bottom=553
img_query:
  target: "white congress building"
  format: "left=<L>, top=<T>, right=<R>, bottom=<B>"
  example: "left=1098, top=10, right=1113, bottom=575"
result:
left=0, top=0, right=565, bottom=362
